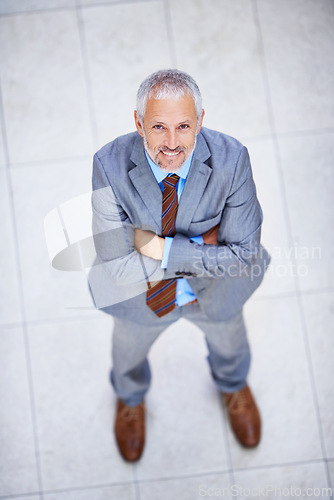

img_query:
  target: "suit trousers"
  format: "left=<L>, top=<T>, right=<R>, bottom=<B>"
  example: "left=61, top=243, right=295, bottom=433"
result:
left=109, top=300, right=250, bottom=406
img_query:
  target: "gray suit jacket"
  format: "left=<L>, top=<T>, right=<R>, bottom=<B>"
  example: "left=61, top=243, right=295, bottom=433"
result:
left=89, top=127, right=270, bottom=321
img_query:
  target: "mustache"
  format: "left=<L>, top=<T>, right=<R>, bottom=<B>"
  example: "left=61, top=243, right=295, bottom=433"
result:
left=159, top=146, right=185, bottom=153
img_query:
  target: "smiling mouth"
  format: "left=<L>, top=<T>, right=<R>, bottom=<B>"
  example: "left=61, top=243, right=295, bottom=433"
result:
left=161, top=150, right=182, bottom=157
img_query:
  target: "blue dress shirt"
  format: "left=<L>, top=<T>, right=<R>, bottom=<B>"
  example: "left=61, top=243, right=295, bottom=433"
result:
left=144, top=150, right=203, bottom=306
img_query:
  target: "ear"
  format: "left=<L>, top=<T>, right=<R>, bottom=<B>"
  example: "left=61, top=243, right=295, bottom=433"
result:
left=134, top=110, right=144, bottom=137
left=196, top=109, right=205, bottom=135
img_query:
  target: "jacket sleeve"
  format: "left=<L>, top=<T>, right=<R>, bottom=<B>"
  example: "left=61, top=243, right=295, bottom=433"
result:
left=163, top=146, right=264, bottom=279
left=92, top=153, right=164, bottom=285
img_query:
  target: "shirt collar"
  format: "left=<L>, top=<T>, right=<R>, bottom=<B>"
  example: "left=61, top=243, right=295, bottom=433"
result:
left=145, top=149, right=194, bottom=184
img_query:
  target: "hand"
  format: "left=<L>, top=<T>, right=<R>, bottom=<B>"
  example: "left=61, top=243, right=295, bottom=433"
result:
left=134, top=228, right=165, bottom=260
left=202, top=224, right=219, bottom=245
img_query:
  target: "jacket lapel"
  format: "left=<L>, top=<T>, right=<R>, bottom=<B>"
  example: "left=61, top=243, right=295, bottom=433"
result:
left=176, top=133, right=212, bottom=233
left=128, top=131, right=212, bottom=234
left=129, top=135, right=162, bottom=230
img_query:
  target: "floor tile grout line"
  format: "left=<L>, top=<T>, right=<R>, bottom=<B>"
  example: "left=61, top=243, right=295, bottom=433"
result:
left=133, top=464, right=142, bottom=500
left=232, top=457, right=328, bottom=475
left=275, top=127, right=334, bottom=139
left=0, top=82, right=44, bottom=497
left=0, top=494, right=41, bottom=500
left=2, top=286, right=334, bottom=331
left=242, top=127, right=334, bottom=144
left=75, top=1, right=99, bottom=151
left=0, top=6, right=77, bottom=18
left=3, top=125, right=334, bottom=170
left=0, top=74, right=10, bottom=167
left=251, top=0, right=299, bottom=291
left=132, top=457, right=329, bottom=485
left=253, top=0, right=331, bottom=488
left=220, top=400, right=235, bottom=482
left=252, top=286, right=334, bottom=302
left=327, top=459, right=333, bottom=489
left=163, top=0, right=178, bottom=67
left=0, top=313, right=106, bottom=330
left=0, top=0, right=158, bottom=19
left=295, top=294, right=332, bottom=488
left=73, top=0, right=113, bottom=338
left=0, top=457, right=330, bottom=499
left=8, top=155, right=93, bottom=169
left=0, top=476, right=136, bottom=500
left=133, top=481, right=141, bottom=500
left=133, top=469, right=233, bottom=486
left=80, top=0, right=160, bottom=8
left=44, top=470, right=232, bottom=494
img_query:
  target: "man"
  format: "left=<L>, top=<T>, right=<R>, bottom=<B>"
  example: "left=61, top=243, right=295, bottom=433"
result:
left=90, top=69, right=270, bottom=462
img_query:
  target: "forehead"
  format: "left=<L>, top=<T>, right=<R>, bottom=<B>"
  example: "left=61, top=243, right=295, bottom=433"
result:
left=144, top=94, right=197, bottom=122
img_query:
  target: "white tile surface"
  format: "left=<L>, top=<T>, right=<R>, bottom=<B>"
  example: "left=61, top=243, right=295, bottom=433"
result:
left=11, top=160, right=97, bottom=322
left=0, top=0, right=75, bottom=14
left=279, top=133, right=334, bottom=291
left=169, top=0, right=271, bottom=139
left=301, top=292, right=334, bottom=459
left=329, top=461, right=334, bottom=488
left=230, top=296, right=322, bottom=468
left=80, top=0, right=158, bottom=5
left=0, top=120, right=6, bottom=166
left=234, top=461, right=328, bottom=499
left=44, top=483, right=135, bottom=499
left=1, top=0, right=333, bottom=496
left=80, top=0, right=122, bottom=5
left=28, top=315, right=134, bottom=490
left=258, top=0, right=334, bottom=133
left=0, top=497, right=40, bottom=500
left=0, top=11, right=94, bottom=164
left=82, top=1, right=172, bottom=149
left=0, top=326, right=39, bottom=496
left=139, top=473, right=232, bottom=500
left=0, top=170, right=22, bottom=324
left=246, top=138, right=297, bottom=297
left=136, top=319, right=230, bottom=480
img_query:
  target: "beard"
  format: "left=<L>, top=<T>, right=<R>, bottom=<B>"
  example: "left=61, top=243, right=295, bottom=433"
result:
left=142, top=131, right=197, bottom=173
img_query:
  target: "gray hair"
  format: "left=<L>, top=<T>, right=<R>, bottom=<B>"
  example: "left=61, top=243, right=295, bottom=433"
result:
left=136, top=69, right=202, bottom=122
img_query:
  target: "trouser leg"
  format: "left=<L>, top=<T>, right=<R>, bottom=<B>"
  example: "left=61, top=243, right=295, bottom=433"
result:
left=187, top=307, right=250, bottom=393
left=110, top=312, right=177, bottom=406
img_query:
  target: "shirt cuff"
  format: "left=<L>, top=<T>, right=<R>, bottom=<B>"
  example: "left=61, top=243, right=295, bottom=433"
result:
left=161, top=236, right=173, bottom=269
left=161, top=235, right=204, bottom=269
left=191, top=235, right=204, bottom=244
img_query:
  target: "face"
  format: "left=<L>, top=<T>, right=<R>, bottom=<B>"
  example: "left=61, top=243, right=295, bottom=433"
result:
left=134, top=93, right=204, bottom=173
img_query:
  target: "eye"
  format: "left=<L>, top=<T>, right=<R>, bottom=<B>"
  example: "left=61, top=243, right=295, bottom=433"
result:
left=179, top=124, right=190, bottom=129
left=153, top=125, right=164, bottom=130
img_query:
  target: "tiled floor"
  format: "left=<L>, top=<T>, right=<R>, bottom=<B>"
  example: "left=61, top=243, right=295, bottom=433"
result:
left=0, top=0, right=334, bottom=499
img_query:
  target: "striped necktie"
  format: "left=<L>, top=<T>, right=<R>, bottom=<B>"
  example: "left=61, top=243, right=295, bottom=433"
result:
left=146, top=173, right=179, bottom=317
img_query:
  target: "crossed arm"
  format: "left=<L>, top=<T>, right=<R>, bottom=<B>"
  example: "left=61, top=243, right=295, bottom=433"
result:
left=134, top=224, right=219, bottom=260
left=92, top=146, right=264, bottom=285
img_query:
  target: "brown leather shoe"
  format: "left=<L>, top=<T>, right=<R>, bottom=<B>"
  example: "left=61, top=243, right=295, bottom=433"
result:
left=223, top=385, right=261, bottom=448
left=114, top=398, right=145, bottom=461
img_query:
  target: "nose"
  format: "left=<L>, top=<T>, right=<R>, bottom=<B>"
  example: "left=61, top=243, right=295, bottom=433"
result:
left=164, top=129, right=178, bottom=150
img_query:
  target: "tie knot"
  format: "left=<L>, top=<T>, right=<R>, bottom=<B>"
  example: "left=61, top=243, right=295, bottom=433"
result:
left=162, top=174, right=179, bottom=189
